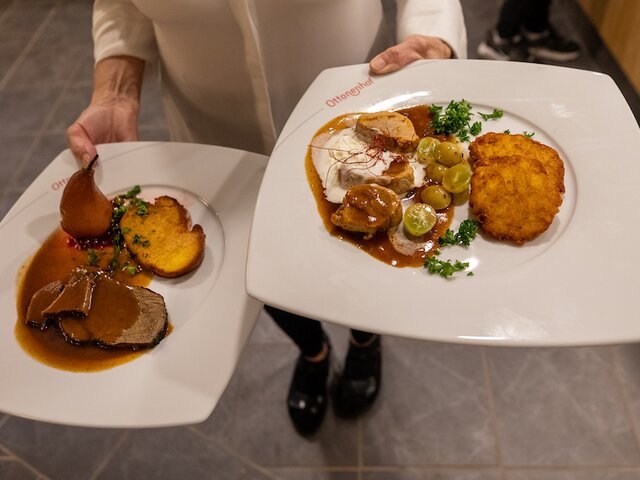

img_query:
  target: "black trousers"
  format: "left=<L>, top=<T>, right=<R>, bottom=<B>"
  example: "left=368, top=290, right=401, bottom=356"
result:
left=496, top=0, right=552, bottom=37
left=265, top=305, right=375, bottom=358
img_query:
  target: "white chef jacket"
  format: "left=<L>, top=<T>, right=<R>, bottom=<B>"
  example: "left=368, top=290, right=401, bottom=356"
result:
left=93, top=0, right=467, bottom=154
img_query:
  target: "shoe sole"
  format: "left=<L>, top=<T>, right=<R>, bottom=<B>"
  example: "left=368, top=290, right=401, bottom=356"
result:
left=477, top=42, right=510, bottom=61
left=528, top=47, right=580, bottom=62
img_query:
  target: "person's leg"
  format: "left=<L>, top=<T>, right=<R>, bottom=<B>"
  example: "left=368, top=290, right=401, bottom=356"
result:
left=350, top=328, right=376, bottom=346
left=521, top=0, right=580, bottom=62
left=265, top=305, right=330, bottom=436
left=333, top=328, right=382, bottom=417
left=496, top=0, right=530, bottom=38
left=478, top=0, right=527, bottom=61
left=267, top=305, right=326, bottom=358
left=521, top=0, right=552, bottom=33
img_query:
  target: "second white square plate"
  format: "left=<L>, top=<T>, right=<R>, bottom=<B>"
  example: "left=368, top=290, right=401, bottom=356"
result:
left=247, top=59, right=640, bottom=347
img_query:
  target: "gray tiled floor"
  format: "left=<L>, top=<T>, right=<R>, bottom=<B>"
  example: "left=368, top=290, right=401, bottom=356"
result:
left=1, top=1, right=639, bottom=479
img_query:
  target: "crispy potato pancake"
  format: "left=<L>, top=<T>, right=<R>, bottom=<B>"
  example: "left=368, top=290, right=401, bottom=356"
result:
left=469, top=132, right=565, bottom=193
left=469, top=155, right=563, bottom=244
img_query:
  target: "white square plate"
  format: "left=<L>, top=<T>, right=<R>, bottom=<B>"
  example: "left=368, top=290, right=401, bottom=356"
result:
left=0, top=142, right=266, bottom=427
left=247, top=59, right=640, bottom=347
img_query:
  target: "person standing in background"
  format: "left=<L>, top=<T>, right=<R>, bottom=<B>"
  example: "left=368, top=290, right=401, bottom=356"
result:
left=478, top=0, right=580, bottom=62
left=67, top=0, right=467, bottom=436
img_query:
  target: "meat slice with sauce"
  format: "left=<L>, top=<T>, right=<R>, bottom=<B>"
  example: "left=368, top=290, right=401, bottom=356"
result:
left=25, top=269, right=168, bottom=350
left=338, top=156, right=415, bottom=196
left=355, top=111, right=419, bottom=152
left=331, top=184, right=402, bottom=238
left=25, top=281, right=64, bottom=330
left=42, top=273, right=95, bottom=318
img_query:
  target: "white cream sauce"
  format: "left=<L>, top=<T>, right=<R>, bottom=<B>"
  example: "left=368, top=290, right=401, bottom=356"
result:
left=311, top=127, right=425, bottom=204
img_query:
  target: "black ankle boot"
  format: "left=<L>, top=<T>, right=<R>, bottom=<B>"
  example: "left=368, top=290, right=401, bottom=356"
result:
left=334, top=335, right=381, bottom=417
left=287, top=342, right=330, bottom=436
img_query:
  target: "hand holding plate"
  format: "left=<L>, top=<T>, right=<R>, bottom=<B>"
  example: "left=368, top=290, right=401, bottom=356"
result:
left=369, top=35, right=453, bottom=75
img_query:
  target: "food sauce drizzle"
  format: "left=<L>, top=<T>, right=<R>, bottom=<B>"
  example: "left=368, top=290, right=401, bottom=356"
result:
left=306, top=105, right=454, bottom=268
left=15, top=228, right=156, bottom=372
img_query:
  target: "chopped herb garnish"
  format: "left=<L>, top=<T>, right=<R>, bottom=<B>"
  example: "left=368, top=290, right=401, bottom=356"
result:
left=503, top=129, right=511, bottom=134
left=108, top=244, right=121, bottom=271
left=424, top=253, right=469, bottom=278
left=426, top=220, right=478, bottom=278
left=132, top=199, right=148, bottom=216
left=107, top=185, right=147, bottom=271
left=479, top=108, right=504, bottom=121
left=429, top=101, right=505, bottom=142
left=132, top=234, right=150, bottom=247
left=124, top=185, right=141, bottom=198
left=429, top=99, right=474, bottom=141
left=523, top=131, right=535, bottom=138
left=438, top=229, right=457, bottom=246
left=123, top=265, right=138, bottom=276
left=87, top=248, right=99, bottom=266
left=438, top=219, right=478, bottom=247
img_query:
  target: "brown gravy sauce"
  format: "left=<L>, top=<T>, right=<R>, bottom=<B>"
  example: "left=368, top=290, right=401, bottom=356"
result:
left=15, top=228, right=159, bottom=372
left=305, top=105, right=454, bottom=268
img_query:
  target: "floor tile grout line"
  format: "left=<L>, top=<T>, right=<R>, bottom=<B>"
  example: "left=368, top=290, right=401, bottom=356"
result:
left=269, top=464, right=640, bottom=471
left=0, top=0, right=15, bottom=30
left=0, top=4, right=67, bottom=195
left=187, top=426, right=284, bottom=480
left=0, top=442, right=51, bottom=480
left=0, top=440, right=12, bottom=458
left=7, top=26, right=94, bottom=192
left=500, top=465, right=640, bottom=471
left=0, top=3, right=58, bottom=92
left=609, top=346, right=640, bottom=460
left=268, top=466, right=363, bottom=472
left=273, top=464, right=640, bottom=471
left=86, top=430, right=130, bottom=480
left=480, top=347, right=504, bottom=471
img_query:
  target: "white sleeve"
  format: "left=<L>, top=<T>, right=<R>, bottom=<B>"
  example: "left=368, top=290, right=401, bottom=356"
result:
left=395, top=0, right=468, bottom=59
left=93, top=0, right=158, bottom=64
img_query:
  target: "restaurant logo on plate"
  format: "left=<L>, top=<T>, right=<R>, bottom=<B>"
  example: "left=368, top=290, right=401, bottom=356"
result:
left=325, top=77, right=374, bottom=108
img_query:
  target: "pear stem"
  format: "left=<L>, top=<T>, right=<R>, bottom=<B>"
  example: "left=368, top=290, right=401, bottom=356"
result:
left=87, top=154, right=99, bottom=170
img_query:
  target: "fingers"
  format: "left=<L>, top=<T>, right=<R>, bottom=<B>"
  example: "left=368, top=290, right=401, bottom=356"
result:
left=66, top=122, right=97, bottom=166
left=369, top=36, right=453, bottom=75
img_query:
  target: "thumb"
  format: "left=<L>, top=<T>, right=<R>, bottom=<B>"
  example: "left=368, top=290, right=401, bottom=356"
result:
left=369, top=53, right=397, bottom=75
left=369, top=46, right=421, bottom=75
left=67, top=122, right=98, bottom=166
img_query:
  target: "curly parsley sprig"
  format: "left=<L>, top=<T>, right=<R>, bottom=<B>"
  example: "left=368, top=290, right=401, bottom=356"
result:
left=424, top=251, right=470, bottom=278
left=429, top=100, right=474, bottom=141
left=429, top=101, right=505, bottom=141
left=438, top=219, right=478, bottom=247
left=423, top=220, right=478, bottom=278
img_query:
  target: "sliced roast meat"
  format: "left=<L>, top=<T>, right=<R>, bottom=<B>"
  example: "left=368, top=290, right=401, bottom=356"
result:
left=25, top=281, right=64, bottom=330
left=25, top=268, right=168, bottom=350
left=42, top=273, right=96, bottom=318
left=58, top=274, right=167, bottom=350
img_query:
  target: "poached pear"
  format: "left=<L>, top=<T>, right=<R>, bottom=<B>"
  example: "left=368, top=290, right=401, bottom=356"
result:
left=60, top=155, right=113, bottom=239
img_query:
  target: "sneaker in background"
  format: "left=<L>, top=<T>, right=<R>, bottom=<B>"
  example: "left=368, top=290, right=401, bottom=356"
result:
left=477, top=29, right=522, bottom=61
left=524, top=27, right=580, bottom=62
